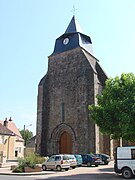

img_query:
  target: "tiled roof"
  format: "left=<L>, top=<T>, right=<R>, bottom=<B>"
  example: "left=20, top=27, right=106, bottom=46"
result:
left=0, top=120, right=24, bottom=141
left=0, top=123, right=15, bottom=136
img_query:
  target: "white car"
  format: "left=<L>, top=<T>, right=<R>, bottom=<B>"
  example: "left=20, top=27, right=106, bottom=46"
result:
left=66, top=154, right=77, bottom=168
left=42, top=154, right=70, bottom=171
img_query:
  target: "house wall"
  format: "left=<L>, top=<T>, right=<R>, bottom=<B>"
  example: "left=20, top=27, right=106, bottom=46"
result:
left=8, top=136, right=15, bottom=160
left=14, top=140, right=24, bottom=159
left=0, top=135, right=15, bottom=162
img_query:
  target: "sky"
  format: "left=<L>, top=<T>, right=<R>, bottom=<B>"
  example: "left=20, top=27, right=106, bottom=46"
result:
left=0, top=0, right=135, bottom=135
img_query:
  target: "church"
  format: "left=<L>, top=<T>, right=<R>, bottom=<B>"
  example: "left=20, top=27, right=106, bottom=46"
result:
left=36, top=16, right=111, bottom=156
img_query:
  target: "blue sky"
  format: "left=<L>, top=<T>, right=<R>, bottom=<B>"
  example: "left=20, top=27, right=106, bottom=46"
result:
left=0, top=0, right=135, bottom=135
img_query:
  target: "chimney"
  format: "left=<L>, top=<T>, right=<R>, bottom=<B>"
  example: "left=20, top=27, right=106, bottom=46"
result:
left=9, top=117, right=12, bottom=121
left=4, top=117, right=8, bottom=127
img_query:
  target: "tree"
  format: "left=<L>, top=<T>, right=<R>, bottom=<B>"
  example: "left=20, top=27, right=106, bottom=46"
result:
left=89, top=73, right=135, bottom=141
left=20, top=129, right=33, bottom=146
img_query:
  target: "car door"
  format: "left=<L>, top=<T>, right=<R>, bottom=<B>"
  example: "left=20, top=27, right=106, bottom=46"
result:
left=46, top=156, right=55, bottom=169
left=54, top=156, right=61, bottom=168
left=82, top=155, right=88, bottom=164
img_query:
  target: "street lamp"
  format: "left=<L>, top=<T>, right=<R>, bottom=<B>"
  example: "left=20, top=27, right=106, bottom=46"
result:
left=23, top=124, right=32, bottom=146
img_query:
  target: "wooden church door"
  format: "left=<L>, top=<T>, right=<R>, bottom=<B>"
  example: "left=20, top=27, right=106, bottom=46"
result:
left=59, top=131, right=72, bottom=154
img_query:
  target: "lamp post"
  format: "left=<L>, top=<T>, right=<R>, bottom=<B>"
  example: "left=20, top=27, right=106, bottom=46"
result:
left=23, top=124, right=32, bottom=146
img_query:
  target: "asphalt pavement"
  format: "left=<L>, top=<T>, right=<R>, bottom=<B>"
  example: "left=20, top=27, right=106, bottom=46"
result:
left=0, top=161, right=115, bottom=177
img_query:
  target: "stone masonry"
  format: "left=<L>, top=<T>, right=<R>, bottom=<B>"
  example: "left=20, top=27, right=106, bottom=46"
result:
left=36, top=47, right=110, bottom=156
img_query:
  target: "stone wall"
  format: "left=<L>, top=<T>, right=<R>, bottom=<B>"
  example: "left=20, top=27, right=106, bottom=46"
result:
left=36, top=47, right=109, bottom=156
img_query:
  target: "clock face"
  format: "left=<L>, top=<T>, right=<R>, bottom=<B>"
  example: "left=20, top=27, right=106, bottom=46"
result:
left=63, top=38, right=69, bottom=45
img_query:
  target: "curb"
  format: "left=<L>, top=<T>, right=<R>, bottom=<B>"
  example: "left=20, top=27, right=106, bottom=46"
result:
left=0, top=172, right=55, bottom=176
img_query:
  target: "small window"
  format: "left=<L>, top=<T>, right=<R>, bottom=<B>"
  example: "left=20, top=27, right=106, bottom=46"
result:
left=61, top=103, right=65, bottom=122
left=55, top=156, right=61, bottom=161
left=48, top=156, right=55, bottom=162
left=131, top=149, right=135, bottom=159
left=2, top=136, right=5, bottom=144
left=15, top=150, right=18, bottom=157
left=19, top=147, right=21, bottom=153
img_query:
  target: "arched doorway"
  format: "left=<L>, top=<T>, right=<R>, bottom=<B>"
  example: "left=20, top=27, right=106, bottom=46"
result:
left=59, top=131, right=72, bottom=154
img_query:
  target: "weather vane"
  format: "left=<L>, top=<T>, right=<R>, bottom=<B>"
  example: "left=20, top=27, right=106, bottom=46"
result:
left=71, top=5, right=77, bottom=16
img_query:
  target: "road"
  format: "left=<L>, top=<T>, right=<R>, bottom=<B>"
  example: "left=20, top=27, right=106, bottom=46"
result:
left=0, top=162, right=123, bottom=180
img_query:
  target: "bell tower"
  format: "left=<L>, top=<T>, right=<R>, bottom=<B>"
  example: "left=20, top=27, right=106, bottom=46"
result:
left=52, top=16, right=93, bottom=55
left=36, top=16, right=110, bottom=156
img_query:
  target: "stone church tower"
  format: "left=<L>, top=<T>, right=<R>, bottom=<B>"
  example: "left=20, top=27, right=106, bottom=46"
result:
left=36, top=16, right=110, bottom=156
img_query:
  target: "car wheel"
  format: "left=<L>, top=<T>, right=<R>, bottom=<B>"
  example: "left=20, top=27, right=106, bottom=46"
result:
left=56, top=165, right=62, bottom=171
left=122, top=167, right=133, bottom=179
left=42, top=165, right=47, bottom=171
left=104, top=161, right=108, bottom=165
left=72, top=166, right=76, bottom=169
left=65, top=168, right=69, bottom=171
left=95, top=164, right=98, bottom=167
left=87, top=162, right=91, bottom=167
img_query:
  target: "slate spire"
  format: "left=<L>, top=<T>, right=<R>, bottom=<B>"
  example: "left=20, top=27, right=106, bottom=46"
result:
left=65, top=16, right=83, bottom=34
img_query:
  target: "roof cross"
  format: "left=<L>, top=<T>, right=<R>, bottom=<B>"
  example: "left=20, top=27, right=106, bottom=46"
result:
left=71, top=5, right=77, bottom=16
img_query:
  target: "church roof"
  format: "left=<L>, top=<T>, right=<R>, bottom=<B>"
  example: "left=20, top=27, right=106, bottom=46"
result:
left=65, top=16, right=83, bottom=34
left=51, top=16, right=93, bottom=56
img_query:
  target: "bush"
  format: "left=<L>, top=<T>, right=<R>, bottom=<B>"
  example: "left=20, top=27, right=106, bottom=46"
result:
left=25, top=153, right=36, bottom=168
left=18, top=157, right=26, bottom=167
left=12, top=153, right=45, bottom=173
left=35, top=154, right=46, bottom=164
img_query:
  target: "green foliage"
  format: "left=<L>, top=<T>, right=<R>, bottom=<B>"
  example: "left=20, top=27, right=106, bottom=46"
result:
left=89, top=73, right=135, bottom=141
left=35, top=154, right=46, bottom=164
left=12, top=153, right=45, bottom=173
left=18, top=157, right=26, bottom=167
left=12, top=157, right=25, bottom=172
left=25, top=153, right=36, bottom=168
left=20, top=129, right=33, bottom=146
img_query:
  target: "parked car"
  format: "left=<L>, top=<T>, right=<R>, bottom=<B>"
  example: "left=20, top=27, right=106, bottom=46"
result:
left=82, top=154, right=102, bottom=167
left=94, top=153, right=111, bottom=165
left=42, top=154, right=70, bottom=171
left=74, top=154, right=83, bottom=166
left=66, top=154, right=77, bottom=169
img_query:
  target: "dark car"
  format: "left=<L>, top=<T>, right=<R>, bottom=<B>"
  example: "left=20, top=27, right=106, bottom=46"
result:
left=82, top=154, right=102, bottom=167
left=94, top=153, right=111, bottom=165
